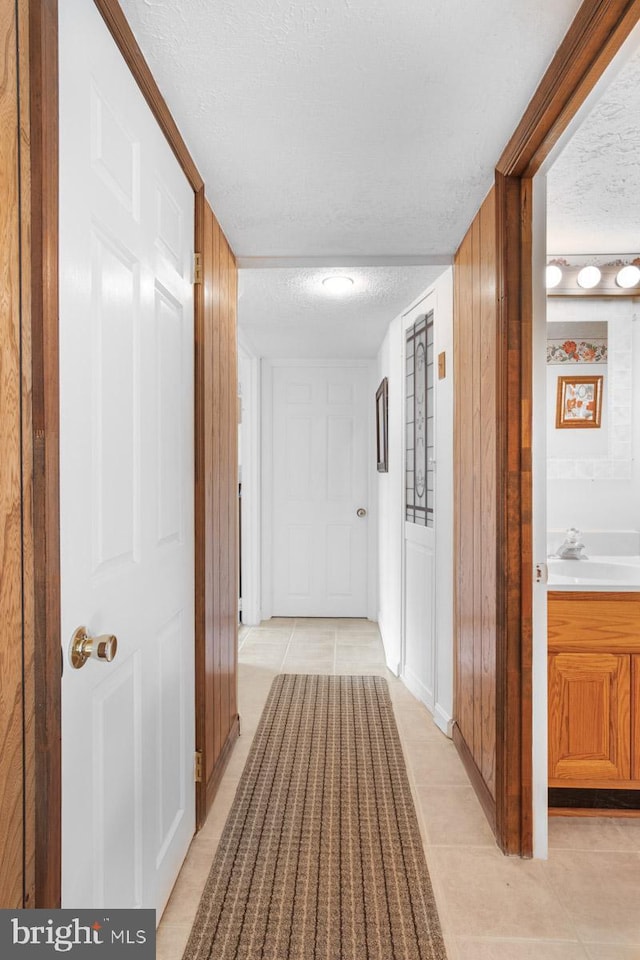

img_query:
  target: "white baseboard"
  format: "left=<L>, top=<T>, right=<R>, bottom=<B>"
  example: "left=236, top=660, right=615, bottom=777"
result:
left=433, top=702, right=453, bottom=739
left=377, top=613, right=401, bottom=677
left=402, top=666, right=434, bottom=714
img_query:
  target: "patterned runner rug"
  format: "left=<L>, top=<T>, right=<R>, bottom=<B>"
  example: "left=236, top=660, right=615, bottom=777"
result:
left=183, top=674, right=447, bottom=960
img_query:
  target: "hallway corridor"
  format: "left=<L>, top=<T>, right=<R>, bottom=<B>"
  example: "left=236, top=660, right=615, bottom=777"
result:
left=157, top=622, right=640, bottom=960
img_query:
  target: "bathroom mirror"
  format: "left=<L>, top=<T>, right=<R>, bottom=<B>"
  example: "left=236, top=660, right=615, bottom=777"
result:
left=546, top=308, right=633, bottom=480
left=546, top=45, right=639, bottom=485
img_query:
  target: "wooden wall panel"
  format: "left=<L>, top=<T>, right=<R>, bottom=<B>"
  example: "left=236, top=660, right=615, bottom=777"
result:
left=479, top=191, right=497, bottom=797
left=453, top=189, right=498, bottom=831
left=0, top=0, right=26, bottom=909
left=195, top=197, right=239, bottom=826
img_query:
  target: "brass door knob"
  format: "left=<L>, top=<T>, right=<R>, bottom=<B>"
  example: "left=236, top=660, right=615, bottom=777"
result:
left=70, top=626, right=118, bottom=669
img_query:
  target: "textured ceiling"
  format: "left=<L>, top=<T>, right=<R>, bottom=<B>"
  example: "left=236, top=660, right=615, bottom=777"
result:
left=118, top=0, right=585, bottom=358
left=120, top=0, right=582, bottom=260
left=547, top=43, right=640, bottom=255
left=238, top=266, right=445, bottom=357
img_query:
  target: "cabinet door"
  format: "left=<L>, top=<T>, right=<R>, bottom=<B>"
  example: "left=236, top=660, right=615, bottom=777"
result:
left=549, top=653, right=631, bottom=783
left=633, top=656, right=640, bottom=781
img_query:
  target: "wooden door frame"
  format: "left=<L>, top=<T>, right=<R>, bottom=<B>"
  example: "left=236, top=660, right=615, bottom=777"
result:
left=493, top=0, right=640, bottom=855
left=27, top=0, right=216, bottom=905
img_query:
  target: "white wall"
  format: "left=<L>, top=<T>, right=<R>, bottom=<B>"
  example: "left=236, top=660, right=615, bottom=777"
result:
left=376, top=268, right=454, bottom=730
left=238, top=336, right=262, bottom=624
left=376, top=314, right=404, bottom=674
left=547, top=299, right=640, bottom=553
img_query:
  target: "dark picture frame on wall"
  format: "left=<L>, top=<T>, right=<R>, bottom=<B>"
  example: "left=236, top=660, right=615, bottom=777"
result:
left=376, top=377, right=388, bottom=472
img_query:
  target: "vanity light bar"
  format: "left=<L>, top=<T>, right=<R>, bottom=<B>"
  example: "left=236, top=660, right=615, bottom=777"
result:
left=546, top=258, right=640, bottom=297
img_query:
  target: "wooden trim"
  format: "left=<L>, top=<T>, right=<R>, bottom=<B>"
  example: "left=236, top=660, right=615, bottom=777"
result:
left=194, top=186, right=207, bottom=829
left=550, top=779, right=640, bottom=790
left=204, top=717, right=240, bottom=814
left=1, top=0, right=26, bottom=908
left=494, top=172, right=534, bottom=856
left=550, top=807, right=640, bottom=817
left=28, top=0, right=61, bottom=908
left=92, top=0, right=204, bottom=192
left=492, top=0, right=640, bottom=857
left=452, top=723, right=497, bottom=833
left=497, top=0, right=640, bottom=177
left=548, top=591, right=640, bottom=602
left=18, top=0, right=36, bottom=908
left=633, top=656, right=640, bottom=781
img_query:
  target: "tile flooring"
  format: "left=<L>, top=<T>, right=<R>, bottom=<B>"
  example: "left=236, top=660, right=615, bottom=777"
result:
left=158, top=619, right=640, bottom=960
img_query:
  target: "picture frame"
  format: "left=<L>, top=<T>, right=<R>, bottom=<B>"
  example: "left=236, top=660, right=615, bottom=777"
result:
left=376, top=377, right=388, bottom=472
left=555, top=375, right=603, bottom=429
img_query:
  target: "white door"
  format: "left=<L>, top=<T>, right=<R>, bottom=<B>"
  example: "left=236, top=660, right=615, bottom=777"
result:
left=402, top=299, right=437, bottom=708
left=270, top=363, right=369, bottom=617
left=59, top=0, right=195, bottom=913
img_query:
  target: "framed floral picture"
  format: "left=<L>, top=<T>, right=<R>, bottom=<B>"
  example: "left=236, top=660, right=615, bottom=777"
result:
left=556, top=375, right=603, bottom=428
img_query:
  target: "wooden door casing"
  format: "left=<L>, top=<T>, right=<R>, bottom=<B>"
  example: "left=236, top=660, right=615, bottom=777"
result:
left=548, top=653, right=631, bottom=783
left=0, top=0, right=28, bottom=909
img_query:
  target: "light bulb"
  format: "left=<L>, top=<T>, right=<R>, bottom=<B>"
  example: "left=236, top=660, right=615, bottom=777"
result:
left=576, top=265, right=601, bottom=289
left=546, top=265, right=563, bottom=289
left=616, top=264, right=640, bottom=289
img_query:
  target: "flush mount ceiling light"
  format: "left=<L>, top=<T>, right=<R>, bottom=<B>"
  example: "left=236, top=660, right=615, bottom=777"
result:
left=322, top=276, right=354, bottom=295
left=616, top=264, right=640, bottom=289
left=545, top=264, right=563, bottom=289
left=576, top=265, right=602, bottom=289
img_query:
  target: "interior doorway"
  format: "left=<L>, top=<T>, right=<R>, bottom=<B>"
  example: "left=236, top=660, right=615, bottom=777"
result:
left=529, top=20, right=640, bottom=851
left=262, top=360, right=372, bottom=619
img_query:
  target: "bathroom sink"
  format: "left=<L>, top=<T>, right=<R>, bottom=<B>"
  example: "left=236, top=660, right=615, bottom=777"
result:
left=548, top=558, right=640, bottom=584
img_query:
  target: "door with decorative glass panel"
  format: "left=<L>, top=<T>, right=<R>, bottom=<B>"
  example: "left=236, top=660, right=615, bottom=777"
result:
left=402, top=297, right=437, bottom=708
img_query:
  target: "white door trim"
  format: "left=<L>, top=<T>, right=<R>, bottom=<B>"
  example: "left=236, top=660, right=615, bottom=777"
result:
left=261, top=360, right=274, bottom=621
left=238, top=334, right=261, bottom=625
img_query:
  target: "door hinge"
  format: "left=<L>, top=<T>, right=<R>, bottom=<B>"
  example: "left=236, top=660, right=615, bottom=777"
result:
left=193, top=252, right=203, bottom=285
left=194, top=750, right=203, bottom=783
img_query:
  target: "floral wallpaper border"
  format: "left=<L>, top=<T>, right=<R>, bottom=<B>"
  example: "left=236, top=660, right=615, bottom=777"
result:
left=547, top=338, right=608, bottom=364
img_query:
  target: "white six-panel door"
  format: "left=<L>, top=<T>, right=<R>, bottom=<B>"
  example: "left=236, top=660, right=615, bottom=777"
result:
left=59, top=0, right=195, bottom=914
left=269, top=362, right=369, bottom=617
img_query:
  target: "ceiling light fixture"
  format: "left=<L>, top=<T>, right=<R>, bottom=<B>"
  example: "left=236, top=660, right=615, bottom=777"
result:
left=615, top=264, right=640, bottom=289
left=545, top=264, right=563, bottom=289
left=322, top=276, right=354, bottom=296
left=546, top=256, right=640, bottom=297
left=576, top=265, right=601, bottom=289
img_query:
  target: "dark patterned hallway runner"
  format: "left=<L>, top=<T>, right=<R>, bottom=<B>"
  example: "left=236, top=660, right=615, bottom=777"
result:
left=183, top=674, right=447, bottom=960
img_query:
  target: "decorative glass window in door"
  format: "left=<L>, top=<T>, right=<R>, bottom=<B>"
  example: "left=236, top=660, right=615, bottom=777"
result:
left=405, top=311, right=434, bottom=526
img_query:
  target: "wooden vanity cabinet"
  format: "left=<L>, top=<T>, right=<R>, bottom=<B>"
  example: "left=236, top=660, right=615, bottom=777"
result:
left=633, top=656, right=640, bottom=782
left=548, top=593, right=640, bottom=790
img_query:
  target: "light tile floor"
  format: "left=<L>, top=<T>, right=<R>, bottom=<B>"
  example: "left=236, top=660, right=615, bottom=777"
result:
left=157, top=619, right=640, bottom=960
